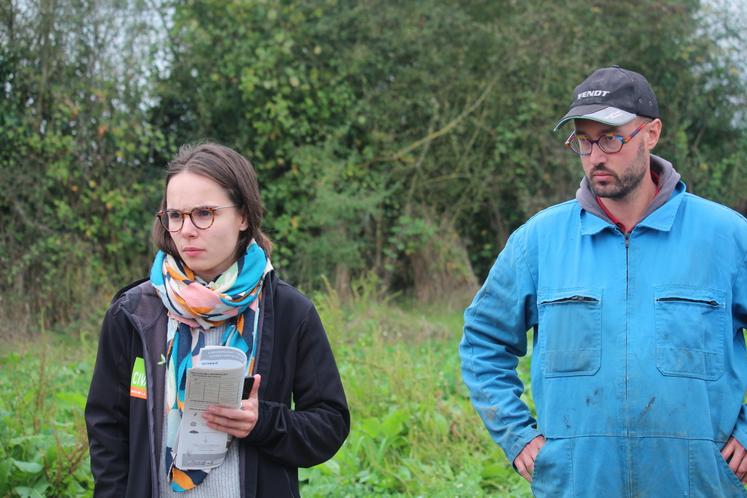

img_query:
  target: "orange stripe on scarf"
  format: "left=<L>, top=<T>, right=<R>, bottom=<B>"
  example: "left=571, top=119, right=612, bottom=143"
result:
left=172, top=468, right=196, bottom=490
left=166, top=265, right=188, bottom=282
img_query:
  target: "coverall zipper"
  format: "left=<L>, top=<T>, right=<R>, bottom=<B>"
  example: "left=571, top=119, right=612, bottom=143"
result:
left=623, top=228, right=633, bottom=496
left=656, top=297, right=719, bottom=307
left=622, top=228, right=630, bottom=408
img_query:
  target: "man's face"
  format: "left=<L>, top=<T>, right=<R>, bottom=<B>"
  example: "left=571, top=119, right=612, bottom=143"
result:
left=574, top=118, right=654, bottom=200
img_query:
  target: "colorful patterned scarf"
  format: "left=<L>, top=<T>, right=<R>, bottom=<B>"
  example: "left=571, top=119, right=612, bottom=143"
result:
left=149, top=241, right=272, bottom=493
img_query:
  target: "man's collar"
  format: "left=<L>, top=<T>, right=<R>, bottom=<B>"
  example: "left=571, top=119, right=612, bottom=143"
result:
left=577, top=154, right=682, bottom=234
left=580, top=181, right=685, bottom=235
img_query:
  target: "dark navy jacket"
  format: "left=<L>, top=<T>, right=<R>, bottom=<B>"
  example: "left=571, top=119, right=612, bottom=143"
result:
left=85, top=272, right=350, bottom=497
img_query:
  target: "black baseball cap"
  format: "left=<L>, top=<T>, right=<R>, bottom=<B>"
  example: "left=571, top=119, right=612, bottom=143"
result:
left=553, top=66, right=660, bottom=131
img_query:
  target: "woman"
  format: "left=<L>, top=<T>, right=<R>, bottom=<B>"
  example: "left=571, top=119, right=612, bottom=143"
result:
left=85, top=143, right=350, bottom=497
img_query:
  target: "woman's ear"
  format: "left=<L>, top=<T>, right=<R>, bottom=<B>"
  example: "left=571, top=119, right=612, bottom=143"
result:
left=238, top=207, right=250, bottom=232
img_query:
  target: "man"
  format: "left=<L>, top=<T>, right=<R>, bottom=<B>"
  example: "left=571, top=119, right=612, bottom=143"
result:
left=459, top=66, right=747, bottom=496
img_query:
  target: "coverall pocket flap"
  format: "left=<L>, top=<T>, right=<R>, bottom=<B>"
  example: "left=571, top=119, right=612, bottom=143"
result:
left=538, top=288, right=602, bottom=377
left=654, top=285, right=725, bottom=380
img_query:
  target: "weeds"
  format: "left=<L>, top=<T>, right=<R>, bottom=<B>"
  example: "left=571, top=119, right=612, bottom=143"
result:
left=304, top=289, right=532, bottom=497
left=1, top=291, right=532, bottom=497
left=0, top=336, right=96, bottom=497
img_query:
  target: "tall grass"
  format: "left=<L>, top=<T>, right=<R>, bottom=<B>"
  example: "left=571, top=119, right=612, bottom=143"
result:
left=304, top=282, right=532, bottom=497
left=0, top=285, right=533, bottom=497
left=0, top=320, right=99, bottom=497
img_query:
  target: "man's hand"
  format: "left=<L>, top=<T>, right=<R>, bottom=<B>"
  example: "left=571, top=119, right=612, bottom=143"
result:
left=514, top=435, right=546, bottom=482
left=203, top=374, right=261, bottom=438
left=721, top=436, right=747, bottom=483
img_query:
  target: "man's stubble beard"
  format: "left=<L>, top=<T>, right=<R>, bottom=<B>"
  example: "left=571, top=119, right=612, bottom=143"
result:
left=588, top=141, right=648, bottom=200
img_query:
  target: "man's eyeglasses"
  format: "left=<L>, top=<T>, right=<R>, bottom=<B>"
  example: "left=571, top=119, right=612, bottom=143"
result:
left=565, top=121, right=649, bottom=156
left=156, top=205, right=237, bottom=232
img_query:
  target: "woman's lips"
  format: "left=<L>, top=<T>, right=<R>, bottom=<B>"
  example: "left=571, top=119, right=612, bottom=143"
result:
left=182, top=248, right=204, bottom=257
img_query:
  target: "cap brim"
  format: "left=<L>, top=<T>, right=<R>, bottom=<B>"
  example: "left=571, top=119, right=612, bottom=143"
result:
left=553, top=105, right=636, bottom=131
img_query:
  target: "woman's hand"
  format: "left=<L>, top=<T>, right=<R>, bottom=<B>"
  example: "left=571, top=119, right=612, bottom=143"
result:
left=203, top=374, right=262, bottom=438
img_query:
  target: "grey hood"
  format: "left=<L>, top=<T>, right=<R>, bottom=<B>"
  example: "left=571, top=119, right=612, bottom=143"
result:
left=575, top=154, right=682, bottom=226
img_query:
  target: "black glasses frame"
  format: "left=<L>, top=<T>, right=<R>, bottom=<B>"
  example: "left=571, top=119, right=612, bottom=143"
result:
left=565, top=121, right=649, bottom=156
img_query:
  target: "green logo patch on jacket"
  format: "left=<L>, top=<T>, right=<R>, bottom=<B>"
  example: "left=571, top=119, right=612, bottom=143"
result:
left=130, top=357, right=147, bottom=399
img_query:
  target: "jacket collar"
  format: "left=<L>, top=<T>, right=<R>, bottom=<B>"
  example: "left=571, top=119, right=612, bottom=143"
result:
left=578, top=154, right=684, bottom=236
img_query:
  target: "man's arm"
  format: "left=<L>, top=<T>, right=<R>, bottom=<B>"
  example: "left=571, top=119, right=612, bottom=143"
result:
left=459, top=228, right=541, bottom=471
left=726, top=252, right=747, bottom=483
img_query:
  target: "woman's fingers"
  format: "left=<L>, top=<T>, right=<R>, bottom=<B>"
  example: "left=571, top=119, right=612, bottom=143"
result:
left=249, top=374, right=261, bottom=399
left=204, top=404, right=256, bottom=437
left=204, top=375, right=261, bottom=437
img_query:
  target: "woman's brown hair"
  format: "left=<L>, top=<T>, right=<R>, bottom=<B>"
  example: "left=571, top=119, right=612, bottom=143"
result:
left=152, top=143, right=272, bottom=260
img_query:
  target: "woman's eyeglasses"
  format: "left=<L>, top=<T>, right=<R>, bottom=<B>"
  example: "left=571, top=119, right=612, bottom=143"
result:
left=156, top=205, right=237, bottom=232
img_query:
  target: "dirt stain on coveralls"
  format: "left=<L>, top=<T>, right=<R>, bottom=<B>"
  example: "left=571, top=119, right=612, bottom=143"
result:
left=640, top=397, right=656, bottom=417
left=585, top=387, right=602, bottom=406
left=483, top=406, right=499, bottom=421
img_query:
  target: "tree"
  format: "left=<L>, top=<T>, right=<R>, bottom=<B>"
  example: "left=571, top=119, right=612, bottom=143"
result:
left=0, top=0, right=166, bottom=333
left=150, top=0, right=747, bottom=294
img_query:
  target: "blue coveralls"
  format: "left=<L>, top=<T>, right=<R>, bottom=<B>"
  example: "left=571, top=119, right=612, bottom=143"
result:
left=461, top=175, right=747, bottom=497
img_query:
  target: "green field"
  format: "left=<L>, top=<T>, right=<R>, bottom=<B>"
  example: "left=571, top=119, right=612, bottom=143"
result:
left=0, top=287, right=534, bottom=497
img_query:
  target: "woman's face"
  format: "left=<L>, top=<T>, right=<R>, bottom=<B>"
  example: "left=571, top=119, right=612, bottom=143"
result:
left=166, top=171, right=248, bottom=282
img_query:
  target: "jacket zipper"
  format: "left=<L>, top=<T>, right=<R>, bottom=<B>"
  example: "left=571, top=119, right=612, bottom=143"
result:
left=623, top=229, right=633, bottom=496
left=541, top=295, right=598, bottom=304
left=656, top=297, right=719, bottom=307
left=624, top=230, right=630, bottom=411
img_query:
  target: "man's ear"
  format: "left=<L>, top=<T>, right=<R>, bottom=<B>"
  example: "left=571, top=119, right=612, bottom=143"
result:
left=645, top=118, right=662, bottom=151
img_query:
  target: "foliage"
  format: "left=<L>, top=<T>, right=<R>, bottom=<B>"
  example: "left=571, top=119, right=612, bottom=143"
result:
left=149, top=0, right=380, bottom=288
left=0, top=0, right=168, bottom=334
left=300, top=283, right=532, bottom=497
left=0, top=290, right=533, bottom=497
left=152, top=0, right=747, bottom=291
left=2, top=0, right=746, bottom=333
left=0, top=331, right=97, bottom=497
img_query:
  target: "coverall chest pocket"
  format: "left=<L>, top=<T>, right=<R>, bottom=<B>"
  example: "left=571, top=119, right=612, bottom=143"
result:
left=538, top=288, right=602, bottom=377
left=654, top=286, right=726, bottom=380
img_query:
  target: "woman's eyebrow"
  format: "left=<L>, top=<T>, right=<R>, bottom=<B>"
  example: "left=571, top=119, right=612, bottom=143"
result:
left=166, top=204, right=220, bottom=210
